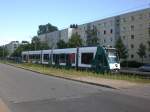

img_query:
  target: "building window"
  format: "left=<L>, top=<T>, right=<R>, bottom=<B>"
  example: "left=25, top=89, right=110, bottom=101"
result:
left=84, top=27, right=86, bottom=30
left=131, top=54, right=134, bottom=58
left=104, top=39, right=106, bottom=43
left=131, top=16, right=135, bottom=21
left=110, top=38, right=113, bottom=42
left=131, top=35, right=134, bottom=39
left=139, top=14, right=143, bottom=19
left=104, top=22, right=106, bottom=27
left=123, top=18, right=126, bottom=22
left=110, top=21, right=113, bottom=26
left=104, top=30, right=106, bottom=35
left=122, top=27, right=126, bottom=32
left=131, top=44, right=134, bottom=48
left=110, top=29, right=113, bottom=34
left=116, top=19, right=120, bottom=23
left=131, top=25, right=134, bottom=31
left=123, top=36, right=126, bottom=39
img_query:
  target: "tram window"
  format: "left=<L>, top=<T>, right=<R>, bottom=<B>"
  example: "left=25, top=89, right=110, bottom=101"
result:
left=35, top=54, right=40, bottom=60
left=66, top=53, right=75, bottom=64
left=29, top=55, right=33, bottom=59
left=81, top=53, right=94, bottom=64
left=59, top=54, right=66, bottom=63
left=69, top=53, right=75, bottom=63
left=43, top=54, right=49, bottom=61
left=23, top=55, right=27, bottom=61
left=53, top=54, right=58, bottom=63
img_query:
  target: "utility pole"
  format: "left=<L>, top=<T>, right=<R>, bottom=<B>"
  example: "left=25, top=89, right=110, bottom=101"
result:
left=3, top=45, right=5, bottom=60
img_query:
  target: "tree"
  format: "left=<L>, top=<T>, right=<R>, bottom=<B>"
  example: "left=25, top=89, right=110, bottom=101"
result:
left=31, top=36, right=41, bottom=50
left=137, top=43, right=146, bottom=63
left=115, top=38, right=128, bottom=59
left=31, top=36, right=49, bottom=50
left=68, top=33, right=83, bottom=48
left=21, top=41, right=29, bottom=45
left=0, top=46, right=8, bottom=58
left=57, top=40, right=67, bottom=49
left=37, top=23, right=58, bottom=35
left=148, top=41, right=150, bottom=51
left=86, top=24, right=99, bottom=46
left=70, top=24, right=78, bottom=28
left=11, top=42, right=31, bottom=57
left=12, top=36, right=49, bottom=57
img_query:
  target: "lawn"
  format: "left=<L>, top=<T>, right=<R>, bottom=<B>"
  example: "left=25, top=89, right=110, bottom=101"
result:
left=1, top=60, right=150, bottom=84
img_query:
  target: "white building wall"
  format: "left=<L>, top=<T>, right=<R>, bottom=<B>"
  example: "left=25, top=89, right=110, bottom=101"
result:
left=119, top=8, right=150, bottom=63
left=5, top=41, right=20, bottom=55
left=38, top=8, right=150, bottom=63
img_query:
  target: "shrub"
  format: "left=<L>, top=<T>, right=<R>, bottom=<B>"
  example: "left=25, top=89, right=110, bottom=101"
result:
left=121, top=61, right=143, bottom=68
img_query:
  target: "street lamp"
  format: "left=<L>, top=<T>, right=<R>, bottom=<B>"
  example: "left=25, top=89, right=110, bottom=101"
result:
left=3, top=45, right=5, bottom=60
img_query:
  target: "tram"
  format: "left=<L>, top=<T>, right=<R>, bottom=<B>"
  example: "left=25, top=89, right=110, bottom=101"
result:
left=22, top=46, right=120, bottom=72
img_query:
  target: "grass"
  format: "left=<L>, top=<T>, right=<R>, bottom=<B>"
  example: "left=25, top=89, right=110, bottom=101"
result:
left=0, top=60, right=150, bottom=83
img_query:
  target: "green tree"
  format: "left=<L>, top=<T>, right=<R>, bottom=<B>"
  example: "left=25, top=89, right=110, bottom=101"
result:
left=0, top=46, right=8, bottom=58
left=57, top=40, right=67, bottom=49
left=148, top=41, right=150, bottom=51
left=31, top=36, right=49, bottom=50
left=31, top=36, right=41, bottom=50
left=86, top=24, right=99, bottom=46
left=68, top=33, right=83, bottom=48
left=37, top=23, right=58, bottom=35
left=137, top=43, right=146, bottom=63
left=11, top=42, right=31, bottom=57
left=12, top=36, right=49, bottom=57
left=115, top=38, right=128, bottom=59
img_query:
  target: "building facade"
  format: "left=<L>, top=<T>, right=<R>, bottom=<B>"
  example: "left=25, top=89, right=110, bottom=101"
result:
left=38, top=28, right=76, bottom=48
left=38, top=8, right=150, bottom=63
left=5, top=41, right=20, bottom=56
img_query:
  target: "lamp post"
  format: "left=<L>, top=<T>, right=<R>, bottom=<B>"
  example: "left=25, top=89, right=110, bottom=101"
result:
left=3, top=45, right=4, bottom=60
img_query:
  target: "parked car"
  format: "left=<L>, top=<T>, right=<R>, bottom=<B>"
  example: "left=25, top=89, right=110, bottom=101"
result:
left=138, top=64, right=150, bottom=72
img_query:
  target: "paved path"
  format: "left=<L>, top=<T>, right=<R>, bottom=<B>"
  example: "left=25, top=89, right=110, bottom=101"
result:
left=0, top=99, right=10, bottom=112
left=0, top=63, right=150, bottom=112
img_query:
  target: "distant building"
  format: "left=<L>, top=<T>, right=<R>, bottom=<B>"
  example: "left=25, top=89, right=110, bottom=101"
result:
left=38, top=28, right=76, bottom=48
left=38, top=8, right=150, bottom=63
left=5, top=41, right=20, bottom=56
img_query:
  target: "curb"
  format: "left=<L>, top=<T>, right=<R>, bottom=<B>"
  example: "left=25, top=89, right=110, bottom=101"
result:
left=6, top=63, right=116, bottom=89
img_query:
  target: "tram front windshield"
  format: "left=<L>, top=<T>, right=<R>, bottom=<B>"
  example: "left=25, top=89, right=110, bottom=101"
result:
left=107, top=49, right=119, bottom=63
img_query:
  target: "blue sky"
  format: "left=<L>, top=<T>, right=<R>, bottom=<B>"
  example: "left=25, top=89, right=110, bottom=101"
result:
left=0, top=0, right=149, bottom=45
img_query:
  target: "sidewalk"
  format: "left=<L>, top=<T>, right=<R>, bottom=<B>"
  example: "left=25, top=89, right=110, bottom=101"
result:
left=7, top=63, right=143, bottom=89
left=74, top=76, right=140, bottom=89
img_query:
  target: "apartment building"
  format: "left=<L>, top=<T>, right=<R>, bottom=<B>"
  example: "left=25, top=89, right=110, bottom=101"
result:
left=119, top=8, right=150, bottom=63
left=38, top=28, right=76, bottom=48
left=38, top=8, right=150, bottom=63
left=77, top=17, right=120, bottom=47
left=5, top=41, right=20, bottom=56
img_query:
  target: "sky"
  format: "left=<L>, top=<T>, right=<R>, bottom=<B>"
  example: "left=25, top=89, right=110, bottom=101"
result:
left=0, top=0, right=150, bottom=45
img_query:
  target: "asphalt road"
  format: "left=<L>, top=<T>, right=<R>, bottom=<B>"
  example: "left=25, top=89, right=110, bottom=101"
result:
left=0, top=64, right=150, bottom=112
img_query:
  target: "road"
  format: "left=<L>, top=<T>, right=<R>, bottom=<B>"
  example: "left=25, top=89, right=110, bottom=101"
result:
left=0, top=63, right=150, bottom=112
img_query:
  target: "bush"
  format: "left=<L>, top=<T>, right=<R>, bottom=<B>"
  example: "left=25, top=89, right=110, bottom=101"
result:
left=121, top=61, right=143, bottom=68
